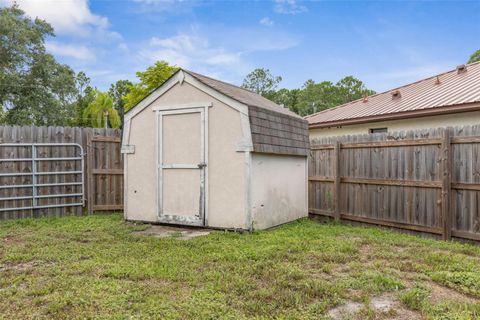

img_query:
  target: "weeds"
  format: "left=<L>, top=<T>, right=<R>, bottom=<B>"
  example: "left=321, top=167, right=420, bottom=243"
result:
left=1, top=214, right=479, bottom=319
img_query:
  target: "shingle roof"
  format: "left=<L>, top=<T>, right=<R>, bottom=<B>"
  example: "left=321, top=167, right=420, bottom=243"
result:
left=307, top=61, right=480, bottom=128
left=185, top=70, right=300, bottom=117
left=184, top=70, right=309, bottom=156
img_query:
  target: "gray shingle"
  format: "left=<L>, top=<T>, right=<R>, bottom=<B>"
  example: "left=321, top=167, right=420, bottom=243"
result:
left=184, top=70, right=309, bottom=157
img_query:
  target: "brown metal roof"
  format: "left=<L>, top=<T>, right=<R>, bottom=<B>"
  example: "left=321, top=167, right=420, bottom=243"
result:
left=307, top=61, right=480, bottom=128
left=183, top=70, right=309, bottom=156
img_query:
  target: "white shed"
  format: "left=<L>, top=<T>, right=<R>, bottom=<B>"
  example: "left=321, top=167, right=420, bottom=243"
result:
left=121, top=69, right=309, bottom=230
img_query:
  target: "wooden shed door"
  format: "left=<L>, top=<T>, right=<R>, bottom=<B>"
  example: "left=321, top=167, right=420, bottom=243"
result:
left=157, top=108, right=206, bottom=226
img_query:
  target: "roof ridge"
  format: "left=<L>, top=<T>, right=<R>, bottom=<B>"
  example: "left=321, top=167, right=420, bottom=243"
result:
left=182, top=69, right=302, bottom=119
left=182, top=69, right=261, bottom=96
left=306, top=60, right=480, bottom=119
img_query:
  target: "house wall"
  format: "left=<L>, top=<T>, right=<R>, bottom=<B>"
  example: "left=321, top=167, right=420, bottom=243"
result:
left=125, top=81, right=248, bottom=229
left=309, top=111, right=480, bottom=139
left=250, top=153, right=308, bottom=230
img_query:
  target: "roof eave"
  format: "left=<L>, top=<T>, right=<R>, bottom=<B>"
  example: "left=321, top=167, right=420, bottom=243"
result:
left=308, top=102, right=480, bottom=129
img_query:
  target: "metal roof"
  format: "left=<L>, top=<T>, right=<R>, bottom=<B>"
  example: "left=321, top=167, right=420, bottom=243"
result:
left=307, top=61, right=480, bottom=128
left=183, top=70, right=310, bottom=156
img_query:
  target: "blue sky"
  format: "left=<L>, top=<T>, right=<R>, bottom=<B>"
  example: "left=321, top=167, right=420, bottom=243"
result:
left=3, top=0, right=480, bottom=92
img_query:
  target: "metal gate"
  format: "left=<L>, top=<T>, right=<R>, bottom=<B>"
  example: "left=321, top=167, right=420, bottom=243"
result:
left=0, top=143, right=85, bottom=213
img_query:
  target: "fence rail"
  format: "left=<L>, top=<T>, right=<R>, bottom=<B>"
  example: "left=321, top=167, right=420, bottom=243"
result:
left=309, top=125, right=480, bottom=241
left=0, top=126, right=122, bottom=220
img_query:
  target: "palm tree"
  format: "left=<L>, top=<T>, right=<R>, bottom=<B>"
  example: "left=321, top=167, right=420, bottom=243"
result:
left=83, top=91, right=121, bottom=129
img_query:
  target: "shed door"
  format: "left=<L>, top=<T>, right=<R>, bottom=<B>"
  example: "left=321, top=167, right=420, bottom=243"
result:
left=158, top=108, right=206, bottom=226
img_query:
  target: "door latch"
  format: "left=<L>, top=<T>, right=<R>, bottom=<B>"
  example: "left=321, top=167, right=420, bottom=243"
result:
left=197, top=162, right=207, bottom=168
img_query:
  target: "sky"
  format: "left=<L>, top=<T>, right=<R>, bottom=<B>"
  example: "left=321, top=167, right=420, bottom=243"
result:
left=2, top=0, right=480, bottom=92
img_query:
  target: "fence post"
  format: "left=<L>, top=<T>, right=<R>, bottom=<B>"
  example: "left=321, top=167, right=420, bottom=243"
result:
left=334, top=141, right=341, bottom=221
left=86, top=131, right=94, bottom=214
left=441, top=128, right=452, bottom=240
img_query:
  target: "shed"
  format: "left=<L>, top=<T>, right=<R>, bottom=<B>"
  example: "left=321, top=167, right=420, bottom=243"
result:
left=121, top=69, right=310, bottom=230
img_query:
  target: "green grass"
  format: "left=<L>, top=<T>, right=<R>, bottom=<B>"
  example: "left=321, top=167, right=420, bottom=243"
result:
left=1, top=214, right=479, bottom=319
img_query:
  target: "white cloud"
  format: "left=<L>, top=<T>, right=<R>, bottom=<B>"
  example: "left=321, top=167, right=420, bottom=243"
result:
left=274, top=0, right=307, bottom=15
left=2, top=0, right=112, bottom=37
left=259, top=17, right=274, bottom=27
left=205, top=53, right=241, bottom=66
left=142, top=33, right=244, bottom=70
left=137, top=25, right=300, bottom=84
left=45, top=42, right=96, bottom=61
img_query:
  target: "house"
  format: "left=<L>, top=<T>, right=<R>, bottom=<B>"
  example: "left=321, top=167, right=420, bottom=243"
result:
left=307, top=61, right=480, bottom=139
left=121, top=69, right=309, bottom=230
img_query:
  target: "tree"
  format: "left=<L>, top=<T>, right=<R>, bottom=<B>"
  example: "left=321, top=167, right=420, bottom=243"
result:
left=123, top=61, right=178, bottom=112
left=295, top=80, right=339, bottom=116
left=271, top=88, right=300, bottom=114
left=72, top=71, right=95, bottom=127
left=241, top=68, right=374, bottom=116
left=0, top=5, right=80, bottom=126
left=468, top=49, right=480, bottom=64
left=288, top=76, right=375, bottom=116
left=242, top=68, right=282, bottom=98
left=335, top=76, right=376, bottom=105
left=83, top=91, right=120, bottom=129
left=0, top=106, right=6, bottom=124
left=109, top=80, right=132, bottom=128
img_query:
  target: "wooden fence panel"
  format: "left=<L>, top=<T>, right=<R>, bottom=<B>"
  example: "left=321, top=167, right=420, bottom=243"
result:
left=450, top=126, right=480, bottom=240
left=87, top=134, right=123, bottom=213
left=309, top=125, right=480, bottom=241
left=0, top=126, right=122, bottom=220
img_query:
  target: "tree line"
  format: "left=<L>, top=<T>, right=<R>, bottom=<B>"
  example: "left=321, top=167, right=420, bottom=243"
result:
left=1, top=4, right=479, bottom=129
left=241, top=68, right=376, bottom=116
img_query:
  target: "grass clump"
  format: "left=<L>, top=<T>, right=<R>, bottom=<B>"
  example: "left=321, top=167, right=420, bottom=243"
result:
left=400, top=285, right=430, bottom=311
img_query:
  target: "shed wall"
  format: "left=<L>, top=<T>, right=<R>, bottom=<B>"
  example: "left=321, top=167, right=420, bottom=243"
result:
left=309, top=111, right=480, bottom=139
left=125, top=82, right=247, bottom=229
left=250, top=153, right=308, bottom=230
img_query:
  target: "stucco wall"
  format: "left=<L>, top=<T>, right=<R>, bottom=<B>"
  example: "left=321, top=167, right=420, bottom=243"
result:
left=250, top=153, right=308, bottom=230
left=309, top=111, right=480, bottom=139
left=125, top=82, right=247, bottom=229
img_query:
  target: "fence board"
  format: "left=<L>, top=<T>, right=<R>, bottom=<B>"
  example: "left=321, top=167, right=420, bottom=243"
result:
left=87, top=134, right=123, bottom=213
left=309, top=125, right=480, bottom=242
left=0, top=126, right=122, bottom=220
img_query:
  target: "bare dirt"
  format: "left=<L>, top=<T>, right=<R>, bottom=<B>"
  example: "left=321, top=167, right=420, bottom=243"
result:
left=426, top=281, right=478, bottom=305
left=133, top=225, right=212, bottom=240
left=327, top=293, right=422, bottom=320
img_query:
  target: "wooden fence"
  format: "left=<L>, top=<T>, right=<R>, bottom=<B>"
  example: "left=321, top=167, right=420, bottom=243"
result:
left=0, top=126, right=123, bottom=220
left=309, top=125, right=480, bottom=241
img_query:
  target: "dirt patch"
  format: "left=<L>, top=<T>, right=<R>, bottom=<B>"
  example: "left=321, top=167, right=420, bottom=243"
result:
left=2, top=234, right=24, bottom=244
left=359, top=244, right=372, bottom=262
left=328, top=301, right=363, bottom=319
left=426, top=281, right=478, bottom=305
left=0, top=260, right=53, bottom=272
left=337, top=235, right=364, bottom=242
left=327, top=293, right=422, bottom=320
left=134, top=225, right=212, bottom=240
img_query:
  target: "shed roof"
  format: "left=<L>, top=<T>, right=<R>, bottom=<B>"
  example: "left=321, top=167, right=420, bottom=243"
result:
left=124, top=69, right=309, bottom=157
left=307, top=61, right=480, bottom=128
left=183, top=70, right=309, bottom=156
left=185, top=70, right=300, bottom=118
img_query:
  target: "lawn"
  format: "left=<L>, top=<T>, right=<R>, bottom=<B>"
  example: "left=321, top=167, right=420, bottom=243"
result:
left=1, top=214, right=479, bottom=319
